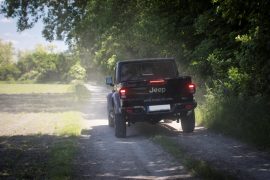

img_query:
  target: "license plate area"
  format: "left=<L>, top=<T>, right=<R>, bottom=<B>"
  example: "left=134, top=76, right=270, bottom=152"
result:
left=148, top=104, right=170, bottom=112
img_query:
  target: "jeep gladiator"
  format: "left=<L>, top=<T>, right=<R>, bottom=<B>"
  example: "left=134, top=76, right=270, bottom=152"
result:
left=106, top=58, right=197, bottom=138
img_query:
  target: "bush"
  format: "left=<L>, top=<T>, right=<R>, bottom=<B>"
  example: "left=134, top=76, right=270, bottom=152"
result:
left=19, top=70, right=41, bottom=82
left=0, top=64, right=20, bottom=81
left=70, top=81, right=91, bottom=101
left=67, top=63, right=86, bottom=82
left=198, top=91, right=270, bottom=149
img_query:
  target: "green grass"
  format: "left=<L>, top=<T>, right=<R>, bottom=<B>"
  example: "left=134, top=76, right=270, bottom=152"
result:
left=153, top=135, right=235, bottom=180
left=55, top=112, right=84, bottom=136
left=0, top=82, right=91, bottom=102
left=0, top=83, right=73, bottom=94
left=0, top=81, right=89, bottom=179
left=48, top=139, right=77, bottom=180
left=0, top=82, right=90, bottom=179
left=195, top=106, right=204, bottom=126
left=0, top=111, right=85, bottom=179
left=197, top=96, right=270, bottom=149
left=48, top=111, right=84, bottom=179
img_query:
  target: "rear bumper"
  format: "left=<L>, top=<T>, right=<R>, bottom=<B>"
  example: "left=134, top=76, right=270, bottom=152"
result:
left=121, top=101, right=197, bottom=122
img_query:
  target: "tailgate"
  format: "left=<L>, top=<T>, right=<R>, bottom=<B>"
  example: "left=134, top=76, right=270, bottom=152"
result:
left=121, top=77, right=195, bottom=106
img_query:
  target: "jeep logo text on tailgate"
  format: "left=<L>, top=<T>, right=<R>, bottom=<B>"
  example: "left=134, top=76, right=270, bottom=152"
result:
left=149, top=87, right=166, bottom=93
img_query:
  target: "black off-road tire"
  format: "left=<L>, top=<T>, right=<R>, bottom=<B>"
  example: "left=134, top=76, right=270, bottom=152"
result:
left=108, top=110, right=114, bottom=127
left=181, top=110, right=195, bottom=133
left=114, top=113, right=126, bottom=138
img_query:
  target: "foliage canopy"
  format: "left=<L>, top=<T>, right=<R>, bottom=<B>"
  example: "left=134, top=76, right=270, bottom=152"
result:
left=1, top=0, right=270, bottom=96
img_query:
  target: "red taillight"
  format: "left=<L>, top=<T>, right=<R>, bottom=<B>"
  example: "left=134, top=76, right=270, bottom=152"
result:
left=188, top=84, right=195, bottom=89
left=149, top=79, right=166, bottom=85
left=119, top=88, right=127, bottom=98
left=188, top=83, right=196, bottom=94
left=185, top=104, right=193, bottom=110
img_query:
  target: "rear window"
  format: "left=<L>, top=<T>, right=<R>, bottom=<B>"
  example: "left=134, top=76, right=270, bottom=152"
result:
left=120, top=61, right=177, bottom=82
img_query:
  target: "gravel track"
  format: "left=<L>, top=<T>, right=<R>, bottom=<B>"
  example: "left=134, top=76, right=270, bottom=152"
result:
left=1, top=82, right=269, bottom=179
left=77, top=82, right=270, bottom=180
left=73, top=83, right=195, bottom=179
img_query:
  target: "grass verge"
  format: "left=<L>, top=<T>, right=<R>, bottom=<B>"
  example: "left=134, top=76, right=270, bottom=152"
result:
left=48, top=138, right=77, bottom=180
left=152, top=135, right=236, bottom=180
left=55, top=112, right=84, bottom=136
left=0, top=112, right=85, bottom=179
left=47, top=112, right=84, bottom=179
left=0, top=82, right=90, bottom=179
left=197, top=95, right=270, bottom=150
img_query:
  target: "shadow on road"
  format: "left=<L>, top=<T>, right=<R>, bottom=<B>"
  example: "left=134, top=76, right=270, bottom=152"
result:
left=0, top=123, right=193, bottom=179
left=0, top=135, right=75, bottom=179
left=73, top=124, right=194, bottom=179
left=2, top=82, right=270, bottom=179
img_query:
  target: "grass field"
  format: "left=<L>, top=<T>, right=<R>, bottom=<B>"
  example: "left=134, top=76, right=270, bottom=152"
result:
left=0, top=83, right=89, bottom=179
left=0, top=83, right=73, bottom=94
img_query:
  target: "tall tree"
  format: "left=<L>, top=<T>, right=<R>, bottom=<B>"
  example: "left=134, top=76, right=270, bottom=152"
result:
left=0, top=39, right=14, bottom=65
left=1, top=0, right=269, bottom=95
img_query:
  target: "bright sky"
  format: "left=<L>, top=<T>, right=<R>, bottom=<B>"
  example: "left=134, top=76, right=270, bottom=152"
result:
left=0, top=13, right=68, bottom=52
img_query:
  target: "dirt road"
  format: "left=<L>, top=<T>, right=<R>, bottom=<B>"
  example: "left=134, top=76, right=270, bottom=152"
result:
left=76, top=83, right=270, bottom=179
left=73, top=83, right=194, bottom=179
left=1, top=83, right=269, bottom=179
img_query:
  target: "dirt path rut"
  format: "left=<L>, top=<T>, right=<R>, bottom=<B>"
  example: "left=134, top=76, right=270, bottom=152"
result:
left=74, top=83, right=194, bottom=179
left=75, top=82, right=270, bottom=180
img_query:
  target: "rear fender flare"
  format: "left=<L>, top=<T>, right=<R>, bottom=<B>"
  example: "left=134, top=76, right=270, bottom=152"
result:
left=112, top=92, right=121, bottom=114
left=107, top=92, right=114, bottom=114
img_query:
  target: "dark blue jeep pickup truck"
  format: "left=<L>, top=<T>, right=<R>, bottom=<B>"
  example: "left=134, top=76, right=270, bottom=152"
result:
left=106, top=58, right=197, bottom=138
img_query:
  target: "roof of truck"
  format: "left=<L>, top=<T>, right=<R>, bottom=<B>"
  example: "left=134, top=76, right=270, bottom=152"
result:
left=117, top=58, right=175, bottom=64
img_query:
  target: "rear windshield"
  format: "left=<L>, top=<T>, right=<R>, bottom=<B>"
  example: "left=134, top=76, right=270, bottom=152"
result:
left=120, top=60, right=178, bottom=82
